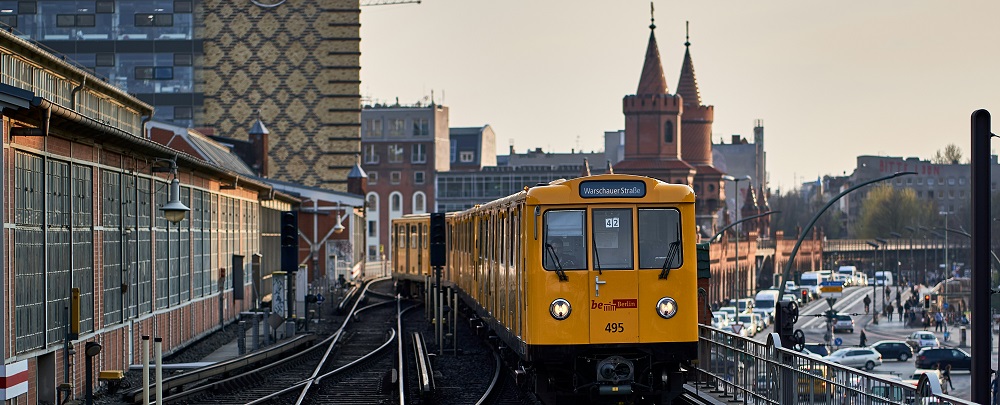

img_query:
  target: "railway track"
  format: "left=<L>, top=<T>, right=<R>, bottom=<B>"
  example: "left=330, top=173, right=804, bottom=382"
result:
left=149, top=277, right=393, bottom=404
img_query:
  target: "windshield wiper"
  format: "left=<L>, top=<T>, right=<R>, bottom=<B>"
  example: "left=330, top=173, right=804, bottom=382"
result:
left=545, top=243, right=569, bottom=281
left=658, top=241, right=680, bottom=280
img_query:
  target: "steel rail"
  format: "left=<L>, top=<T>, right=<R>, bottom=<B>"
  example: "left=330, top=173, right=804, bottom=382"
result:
left=474, top=350, right=503, bottom=405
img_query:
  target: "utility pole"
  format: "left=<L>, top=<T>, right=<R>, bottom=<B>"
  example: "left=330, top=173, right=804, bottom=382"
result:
left=970, top=109, right=991, bottom=403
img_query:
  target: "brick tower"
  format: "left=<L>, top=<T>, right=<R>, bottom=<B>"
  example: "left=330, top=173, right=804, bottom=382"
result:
left=676, top=23, right=724, bottom=231
left=615, top=12, right=695, bottom=186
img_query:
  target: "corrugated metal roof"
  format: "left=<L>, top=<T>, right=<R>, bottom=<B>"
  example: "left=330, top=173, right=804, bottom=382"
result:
left=185, top=130, right=255, bottom=176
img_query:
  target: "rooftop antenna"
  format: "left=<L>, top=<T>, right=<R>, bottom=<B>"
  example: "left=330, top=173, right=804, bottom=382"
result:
left=431, top=89, right=435, bottom=105
left=606, top=160, right=614, bottom=174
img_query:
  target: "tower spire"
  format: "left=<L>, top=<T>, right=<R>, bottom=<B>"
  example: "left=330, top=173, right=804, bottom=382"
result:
left=636, top=3, right=668, bottom=95
left=677, top=20, right=702, bottom=106
left=650, top=2, right=655, bottom=29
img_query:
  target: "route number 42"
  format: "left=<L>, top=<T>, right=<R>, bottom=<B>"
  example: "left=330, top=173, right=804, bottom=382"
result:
left=605, top=218, right=620, bottom=228
left=605, top=322, right=624, bottom=333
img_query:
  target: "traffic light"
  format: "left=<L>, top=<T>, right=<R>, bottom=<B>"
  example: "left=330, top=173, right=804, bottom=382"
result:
left=429, top=212, right=447, bottom=267
left=924, top=294, right=931, bottom=309
left=281, top=210, right=299, bottom=272
left=801, top=289, right=809, bottom=303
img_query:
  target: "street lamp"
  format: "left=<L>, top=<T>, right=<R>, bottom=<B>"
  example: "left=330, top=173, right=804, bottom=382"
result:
left=904, top=226, right=918, bottom=284
left=722, top=174, right=752, bottom=305
left=939, top=211, right=953, bottom=280
left=866, top=240, right=881, bottom=324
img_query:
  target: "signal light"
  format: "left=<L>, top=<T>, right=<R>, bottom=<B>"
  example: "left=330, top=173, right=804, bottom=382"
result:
left=281, top=211, right=299, bottom=272
left=924, top=294, right=931, bottom=309
left=801, top=289, right=809, bottom=302
left=429, top=212, right=447, bottom=267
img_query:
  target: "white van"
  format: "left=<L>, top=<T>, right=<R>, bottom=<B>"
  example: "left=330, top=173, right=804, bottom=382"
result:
left=838, top=266, right=857, bottom=286
left=874, top=271, right=894, bottom=286
left=753, top=289, right=780, bottom=324
left=799, top=271, right=827, bottom=298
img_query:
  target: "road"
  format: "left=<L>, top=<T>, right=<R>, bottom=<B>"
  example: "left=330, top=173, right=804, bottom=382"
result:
left=739, top=285, right=997, bottom=402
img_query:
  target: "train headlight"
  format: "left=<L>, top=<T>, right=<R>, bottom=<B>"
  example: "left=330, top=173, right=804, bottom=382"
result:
left=549, top=298, right=571, bottom=320
left=656, top=297, right=678, bottom=319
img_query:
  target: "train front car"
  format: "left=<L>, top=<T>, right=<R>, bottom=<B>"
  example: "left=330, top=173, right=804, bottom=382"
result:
left=524, top=174, right=697, bottom=404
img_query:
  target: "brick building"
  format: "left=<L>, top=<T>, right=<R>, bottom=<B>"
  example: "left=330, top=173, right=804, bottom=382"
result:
left=0, top=29, right=305, bottom=403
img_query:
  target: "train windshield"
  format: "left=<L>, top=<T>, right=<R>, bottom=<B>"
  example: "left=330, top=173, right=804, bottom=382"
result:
left=543, top=210, right=588, bottom=270
left=637, top=208, right=682, bottom=269
left=592, top=208, right=634, bottom=270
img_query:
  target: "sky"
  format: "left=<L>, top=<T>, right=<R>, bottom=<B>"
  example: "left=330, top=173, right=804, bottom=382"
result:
left=359, top=1, right=1000, bottom=192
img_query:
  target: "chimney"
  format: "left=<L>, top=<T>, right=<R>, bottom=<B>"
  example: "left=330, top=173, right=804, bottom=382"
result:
left=347, top=154, right=368, bottom=198
left=248, top=114, right=270, bottom=177
left=731, top=135, right=741, bottom=145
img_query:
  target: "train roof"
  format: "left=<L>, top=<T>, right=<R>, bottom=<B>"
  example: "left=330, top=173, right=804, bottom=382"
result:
left=525, top=174, right=694, bottom=204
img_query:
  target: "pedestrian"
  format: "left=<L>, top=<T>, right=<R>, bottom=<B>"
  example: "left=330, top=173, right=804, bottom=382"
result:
left=935, top=312, right=944, bottom=332
left=863, top=295, right=871, bottom=314
left=859, top=329, right=867, bottom=347
left=897, top=301, right=904, bottom=322
left=887, top=304, right=894, bottom=320
left=943, top=364, right=955, bottom=392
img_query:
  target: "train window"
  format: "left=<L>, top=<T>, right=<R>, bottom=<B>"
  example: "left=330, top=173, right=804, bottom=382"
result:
left=591, top=208, right=634, bottom=270
left=542, top=210, right=587, bottom=270
left=637, top=209, right=682, bottom=269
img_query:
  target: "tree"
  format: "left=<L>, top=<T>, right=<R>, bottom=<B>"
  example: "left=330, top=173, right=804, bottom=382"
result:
left=931, top=144, right=963, bottom=165
left=855, top=184, right=937, bottom=238
left=768, top=185, right=847, bottom=239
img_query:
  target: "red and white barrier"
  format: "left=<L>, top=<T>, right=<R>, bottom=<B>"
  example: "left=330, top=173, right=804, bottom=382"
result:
left=0, top=360, right=28, bottom=400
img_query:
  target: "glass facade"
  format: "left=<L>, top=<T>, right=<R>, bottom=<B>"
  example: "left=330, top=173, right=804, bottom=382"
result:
left=435, top=167, right=587, bottom=212
left=2, top=0, right=200, bottom=126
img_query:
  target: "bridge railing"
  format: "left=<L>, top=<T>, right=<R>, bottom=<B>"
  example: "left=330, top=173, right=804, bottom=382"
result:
left=690, top=325, right=976, bottom=404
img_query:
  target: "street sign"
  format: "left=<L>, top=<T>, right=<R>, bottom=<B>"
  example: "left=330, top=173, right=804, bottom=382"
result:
left=820, top=280, right=844, bottom=298
left=732, top=323, right=744, bottom=335
left=834, top=337, right=843, bottom=347
left=316, top=294, right=324, bottom=304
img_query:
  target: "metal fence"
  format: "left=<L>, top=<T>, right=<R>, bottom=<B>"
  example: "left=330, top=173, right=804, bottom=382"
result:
left=689, top=325, right=977, bottom=405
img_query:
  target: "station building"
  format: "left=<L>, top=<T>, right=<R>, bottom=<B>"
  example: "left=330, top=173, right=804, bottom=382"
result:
left=0, top=28, right=368, bottom=403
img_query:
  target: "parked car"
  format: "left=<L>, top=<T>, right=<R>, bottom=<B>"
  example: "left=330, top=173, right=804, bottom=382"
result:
left=752, top=313, right=767, bottom=331
left=803, top=343, right=830, bottom=357
left=737, top=298, right=755, bottom=314
left=914, top=347, right=972, bottom=370
left=871, top=340, right=914, bottom=361
left=712, top=313, right=730, bottom=329
left=824, top=347, right=882, bottom=370
left=833, top=313, right=855, bottom=333
left=905, top=331, right=940, bottom=350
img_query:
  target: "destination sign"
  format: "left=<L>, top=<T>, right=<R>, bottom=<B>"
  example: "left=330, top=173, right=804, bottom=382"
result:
left=579, top=180, right=646, bottom=198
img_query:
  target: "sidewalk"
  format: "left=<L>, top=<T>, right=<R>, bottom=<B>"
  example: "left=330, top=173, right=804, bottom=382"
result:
left=861, top=286, right=981, bottom=350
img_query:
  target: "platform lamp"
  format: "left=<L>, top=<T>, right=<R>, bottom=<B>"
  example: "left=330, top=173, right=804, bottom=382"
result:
left=889, top=231, right=903, bottom=286
left=154, top=158, right=190, bottom=224
left=84, top=341, right=102, bottom=405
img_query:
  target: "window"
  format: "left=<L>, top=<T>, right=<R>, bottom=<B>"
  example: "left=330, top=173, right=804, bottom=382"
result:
left=390, top=171, right=401, bottom=185
left=57, top=14, right=95, bottom=27
left=928, top=178, right=934, bottom=185
left=638, top=209, right=682, bottom=269
left=367, top=171, right=378, bottom=185
left=18, top=2, right=36, bottom=14
left=411, top=144, right=426, bottom=163
left=173, top=106, right=192, bottom=119
left=390, top=193, right=402, bottom=212
left=366, top=193, right=378, bottom=212
left=363, top=144, right=379, bottom=164
left=959, top=177, right=966, bottom=185
left=413, top=192, right=426, bottom=214
left=174, top=53, right=192, bottom=66
left=368, top=220, right=377, bottom=237
left=592, top=208, right=633, bottom=270
left=459, top=151, right=474, bottom=163
left=412, top=118, right=429, bottom=136
left=0, top=15, right=15, bottom=27
left=414, top=171, right=425, bottom=185
left=543, top=210, right=587, bottom=270
left=135, top=13, right=173, bottom=27
left=174, top=0, right=193, bottom=13
left=450, top=139, right=457, bottom=163
left=365, top=119, right=382, bottom=137
left=135, top=67, right=173, bottom=80
left=664, top=121, right=674, bottom=143
left=96, top=53, right=115, bottom=67
left=387, top=119, right=404, bottom=137
left=96, top=1, right=114, bottom=13
left=948, top=178, right=955, bottom=186
left=388, top=144, right=404, bottom=163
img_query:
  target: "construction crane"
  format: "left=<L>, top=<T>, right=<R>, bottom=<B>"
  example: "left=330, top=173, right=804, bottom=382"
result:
left=361, top=0, right=420, bottom=6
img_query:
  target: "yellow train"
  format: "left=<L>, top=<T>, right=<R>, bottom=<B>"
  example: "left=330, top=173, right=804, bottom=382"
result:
left=391, top=174, right=698, bottom=403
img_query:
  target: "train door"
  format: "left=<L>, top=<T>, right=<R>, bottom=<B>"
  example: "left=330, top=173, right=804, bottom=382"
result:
left=589, top=207, right=639, bottom=343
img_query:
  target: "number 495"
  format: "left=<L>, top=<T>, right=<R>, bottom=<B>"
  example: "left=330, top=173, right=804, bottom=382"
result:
left=605, top=322, right=624, bottom=333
